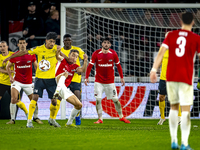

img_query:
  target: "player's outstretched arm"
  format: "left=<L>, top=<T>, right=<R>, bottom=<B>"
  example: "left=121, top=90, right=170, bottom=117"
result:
left=6, top=61, right=15, bottom=83
left=3, top=50, right=28, bottom=64
left=150, top=46, right=167, bottom=83
left=77, top=54, right=88, bottom=73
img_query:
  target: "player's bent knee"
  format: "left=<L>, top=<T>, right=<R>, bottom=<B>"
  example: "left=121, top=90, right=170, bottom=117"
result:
left=11, top=97, right=18, bottom=104
left=51, top=99, right=57, bottom=106
left=159, top=95, right=165, bottom=102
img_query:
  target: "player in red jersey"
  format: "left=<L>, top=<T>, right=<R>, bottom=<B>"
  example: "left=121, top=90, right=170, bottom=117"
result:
left=150, top=12, right=200, bottom=150
left=6, top=37, right=43, bottom=124
left=54, top=49, right=88, bottom=127
left=85, top=37, right=130, bottom=124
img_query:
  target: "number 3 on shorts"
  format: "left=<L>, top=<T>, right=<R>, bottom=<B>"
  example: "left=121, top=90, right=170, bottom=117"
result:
left=175, top=36, right=186, bottom=57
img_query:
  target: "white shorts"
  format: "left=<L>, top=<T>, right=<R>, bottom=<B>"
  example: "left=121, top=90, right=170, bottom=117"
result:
left=166, top=82, right=193, bottom=106
left=11, top=81, right=33, bottom=96
left=94, top=82, right=118, bottom=100
left=59, top=85, right=74, bottom=100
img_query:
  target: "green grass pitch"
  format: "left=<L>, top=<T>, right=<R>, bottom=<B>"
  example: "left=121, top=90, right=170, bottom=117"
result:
left=0, top=119, right=199, bottom=150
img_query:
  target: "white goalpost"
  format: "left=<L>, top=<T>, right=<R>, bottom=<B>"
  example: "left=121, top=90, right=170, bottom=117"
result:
left=59, top=3, right=200, bottom=119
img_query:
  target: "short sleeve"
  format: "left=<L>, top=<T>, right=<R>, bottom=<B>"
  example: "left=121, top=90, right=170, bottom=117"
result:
left=162, top=32, right=170, bottom=49
left=78, top=48, right=85, bottom=60
left=89, top=51, right=97, bottom=65
left=32, top=54, right=37, bottom=62
left=28, top=47, right=38, bottom=55
left=114, top=51, right=120, bottom=65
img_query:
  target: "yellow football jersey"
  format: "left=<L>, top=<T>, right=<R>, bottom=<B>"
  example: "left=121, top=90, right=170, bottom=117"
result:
left=61, top=46, right=84, bottom=83
left=0, top=51, right=14, bottom=86
left=28, top=44, right=57, bottom=79
left=160, top=49, right=169, bottom=81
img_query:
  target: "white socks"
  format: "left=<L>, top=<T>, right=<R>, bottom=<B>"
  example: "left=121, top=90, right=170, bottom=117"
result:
left=169, top=109, right=178, bottom=144
left=33, top=105, right=38, bottom=119
left=113, top=101, right=123, bottom=118
left=96, top=98, right=103, bottom=120
left=10, top=103, right=16, bottom=120
left=56, top=76, right=66, bottom=92
left=67, top=108, right=80, bottom=125
left=181, top=111, right=191, bottom=146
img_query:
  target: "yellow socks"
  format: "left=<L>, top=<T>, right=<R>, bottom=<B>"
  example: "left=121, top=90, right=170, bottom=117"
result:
left=159, top=101, right=165, bottom=119
left=28, top=100, right=37, bottom=120
left=53, top=100, right=61, bottom=119
left=16, top=101, right=28, bottom=115
left=178, top=105, right=182, bottom=117
left=50, top=103, right=57, bottom=119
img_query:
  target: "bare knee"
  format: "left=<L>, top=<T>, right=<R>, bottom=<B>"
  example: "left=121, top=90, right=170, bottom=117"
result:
left=0, top=96, right=2, bottom=100
left=159, top=95, right=165, bottom=102
left=51, top=99, right=57, bottom=106
left=11, top=97, right=18, bottom=104
left=75, top=102, right=82, bottom=110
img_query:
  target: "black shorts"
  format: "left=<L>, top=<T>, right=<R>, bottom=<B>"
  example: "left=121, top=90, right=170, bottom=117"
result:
left=158, top=79, right=167, bottom=95
left=33, top=78, right=57, bottom=99
left=68, top=82, right=81, bottom=93
left=0, top=83, right=11, bottom=97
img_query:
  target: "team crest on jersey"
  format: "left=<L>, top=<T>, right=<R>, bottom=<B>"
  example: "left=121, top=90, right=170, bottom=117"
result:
left=27, top=61, right=31, bottom=63
left=109, top=59, right=113, bottom=62
left=71, top=69, right=76, bottom=72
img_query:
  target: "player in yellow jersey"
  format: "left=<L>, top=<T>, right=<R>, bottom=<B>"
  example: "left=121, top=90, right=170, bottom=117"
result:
left=3, top=32, right=67, bottom=128
left=0, top=41, right=15, bottom=123
left=59, top=34, right=84, bottom=125
left=157, top=32, right=182, bottom=125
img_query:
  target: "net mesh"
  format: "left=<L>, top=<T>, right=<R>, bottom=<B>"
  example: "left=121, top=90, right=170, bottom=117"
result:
left=64, top=7, right=200, bottom=119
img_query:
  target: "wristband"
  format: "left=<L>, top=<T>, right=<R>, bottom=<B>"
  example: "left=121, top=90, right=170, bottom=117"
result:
left=151, top=68, right=157, bottom=72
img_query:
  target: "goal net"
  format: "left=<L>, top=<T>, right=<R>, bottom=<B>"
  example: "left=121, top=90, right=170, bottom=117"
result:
left=59, top=3, right=200, bottom=119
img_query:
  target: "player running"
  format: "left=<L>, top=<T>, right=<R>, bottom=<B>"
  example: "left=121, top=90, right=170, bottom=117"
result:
left=85, top=37, right=130, bottom=124
left=54, top=49, right=88, bottom=127
left=6, top=37, right=43, bottom=124
left=150, top=12, right=200, bottom=150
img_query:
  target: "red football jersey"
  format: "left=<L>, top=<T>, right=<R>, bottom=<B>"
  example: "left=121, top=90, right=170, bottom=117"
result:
left=10, top=52, right=36, bottom=84
left=162, top=29, right=200, bottom=85
left=55, top=58, right=79, bottom=87
left=86, top=49, right=122, bottom=84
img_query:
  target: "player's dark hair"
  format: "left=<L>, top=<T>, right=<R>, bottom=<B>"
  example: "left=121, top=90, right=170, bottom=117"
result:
left=181, top=12, right=193, bottom=25
left=101, top=37, right=111, bottom=43
left=63, top=34, right=71, bottom=39
left=69, top=49, right=79, bottom=55
left=46, top=32, right=57, bottom=40
left=18, top=37, right=26, bottom=43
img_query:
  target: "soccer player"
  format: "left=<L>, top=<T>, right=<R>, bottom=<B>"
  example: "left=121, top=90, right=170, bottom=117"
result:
left=150, top=12, right=199, bottom=150
left=6, top=37, right=43, bottom=124
left=157, top=32, right=182, bottom=125
left=84, top=37, right=130, bottom=124
left=60, top=34, right=84, bottom=125
left=3, top=32, right=64, bottom=128
left=54, top=49, right=88, bottom=127
left=0, top=41, right=15, bottom=118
